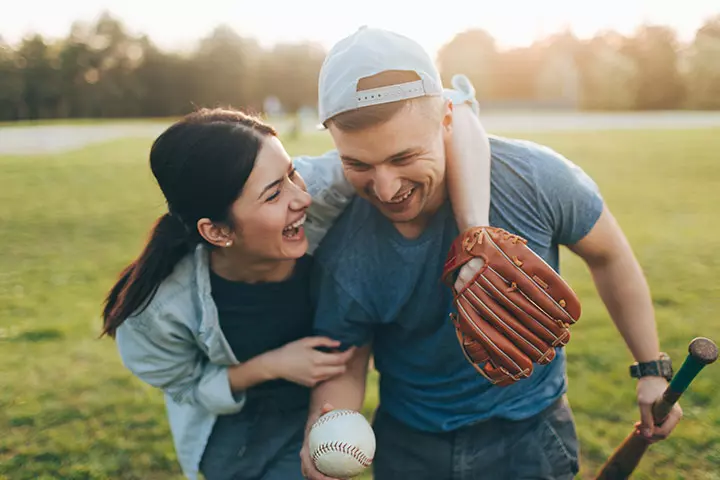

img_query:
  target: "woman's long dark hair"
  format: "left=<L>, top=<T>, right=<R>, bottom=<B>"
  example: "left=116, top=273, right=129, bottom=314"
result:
left=101, top=108, right=277, bottom=337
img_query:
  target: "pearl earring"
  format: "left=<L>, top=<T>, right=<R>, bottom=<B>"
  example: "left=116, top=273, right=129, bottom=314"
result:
left=225, top=240, right=232, bottom=247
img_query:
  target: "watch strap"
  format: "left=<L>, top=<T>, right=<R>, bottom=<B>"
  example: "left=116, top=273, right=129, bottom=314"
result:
left=629, top=353, right=673, bottom=381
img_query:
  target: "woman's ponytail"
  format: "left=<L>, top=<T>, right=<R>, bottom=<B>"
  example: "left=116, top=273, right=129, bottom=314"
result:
left=101, top=213, right=193, bottom=337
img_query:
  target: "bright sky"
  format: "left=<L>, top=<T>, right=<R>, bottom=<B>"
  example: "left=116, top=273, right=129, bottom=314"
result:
left=1, top=0, right=717, bottom=57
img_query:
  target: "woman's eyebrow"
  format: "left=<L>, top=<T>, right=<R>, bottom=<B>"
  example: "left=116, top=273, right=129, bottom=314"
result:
left=258, top=177, right=283, bottom=199
left=257, top=164, right=293, bottom=199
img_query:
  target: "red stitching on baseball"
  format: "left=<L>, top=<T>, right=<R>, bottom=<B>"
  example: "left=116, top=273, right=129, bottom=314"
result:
left=310, top=409, right=358, bottom=430
left=312, top=441, right=373, bottom=467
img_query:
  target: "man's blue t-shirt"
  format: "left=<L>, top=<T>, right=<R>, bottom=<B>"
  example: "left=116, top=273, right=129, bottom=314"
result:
left=310, top=135, right=604, bottom=433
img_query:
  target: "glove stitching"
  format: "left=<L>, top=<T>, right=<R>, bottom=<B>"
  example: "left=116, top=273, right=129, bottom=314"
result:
left=456, top=300, right=525, bottom=374
left=462, top=283, right=546, bottom=358
left=480, top=268, right=560, bottom=341
left=484, top=239, right=575, bottom=324
left=491, top=268, right=571, bottom=347
left=455, top=326, right=507, bottom=385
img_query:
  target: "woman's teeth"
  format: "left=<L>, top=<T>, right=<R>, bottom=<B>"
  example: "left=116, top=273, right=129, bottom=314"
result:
left=283, top=214, right=306, bottom=238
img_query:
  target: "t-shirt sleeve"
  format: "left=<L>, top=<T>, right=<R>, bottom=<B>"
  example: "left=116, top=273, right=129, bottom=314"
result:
left=532, top=143, right=605, bottom=246
left=310, top=260, right=375, bottom=350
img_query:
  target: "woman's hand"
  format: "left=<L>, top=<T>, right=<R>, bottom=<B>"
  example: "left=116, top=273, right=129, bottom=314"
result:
left=263, top=337, right=356, bottom=387
left=455, top=258, right=487, bottom=292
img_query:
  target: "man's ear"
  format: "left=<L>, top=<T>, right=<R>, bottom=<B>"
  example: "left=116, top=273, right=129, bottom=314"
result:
left=442, top=98, right=453, bottom=132
left=441, top=98, right=454, bottom=144
left=197, top=218, right=234, bottom=248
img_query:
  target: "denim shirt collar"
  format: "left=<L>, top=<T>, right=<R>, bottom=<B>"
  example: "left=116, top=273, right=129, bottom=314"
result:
left=191, top=243, right=239, bottom=364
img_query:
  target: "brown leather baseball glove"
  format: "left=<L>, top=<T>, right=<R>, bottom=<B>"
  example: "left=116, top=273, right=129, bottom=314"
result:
left=442, top=226, right=582, bottom=386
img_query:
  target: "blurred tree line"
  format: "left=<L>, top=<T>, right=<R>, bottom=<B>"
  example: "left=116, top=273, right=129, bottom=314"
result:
left=0, top=12, right=719, bottom=121
left=438, top=15, right=720, bottom=111
left=0, top=13, right=325, bottom=121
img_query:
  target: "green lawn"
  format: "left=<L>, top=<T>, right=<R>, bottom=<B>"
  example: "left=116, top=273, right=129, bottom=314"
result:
left=1, top=128, right=719, bottom=480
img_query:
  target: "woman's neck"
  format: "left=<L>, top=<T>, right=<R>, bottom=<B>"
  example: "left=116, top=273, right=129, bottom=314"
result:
left=210, top=248, right=296, bottom=284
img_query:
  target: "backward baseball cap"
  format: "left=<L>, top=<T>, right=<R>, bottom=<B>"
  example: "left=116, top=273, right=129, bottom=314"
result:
left=318, top=26, right=444, bottom=125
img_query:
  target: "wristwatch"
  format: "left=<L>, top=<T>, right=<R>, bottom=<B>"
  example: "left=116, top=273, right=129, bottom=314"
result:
left=629, top=353, right=673, bottom=381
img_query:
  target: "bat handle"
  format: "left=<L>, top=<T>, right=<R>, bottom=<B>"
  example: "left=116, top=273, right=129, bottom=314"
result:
left=593, top=386, right=676, bottom=480
left=594, top=337, right=718, bottom=480
left=595, top=433, right=652, bottom=480
left=652, top=337, right=718, bottom=424
left=652, top=389, right=681, bottom=425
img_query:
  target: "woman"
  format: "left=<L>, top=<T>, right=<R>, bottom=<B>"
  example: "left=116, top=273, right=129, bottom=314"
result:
left=102, top=86, right=491, bottom=480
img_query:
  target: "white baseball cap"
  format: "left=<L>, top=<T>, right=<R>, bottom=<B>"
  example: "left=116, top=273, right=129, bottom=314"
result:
left=318, top=26, right=444, bottom=125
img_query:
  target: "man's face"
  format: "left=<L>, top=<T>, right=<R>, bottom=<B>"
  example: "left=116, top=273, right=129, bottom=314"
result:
left=328, top=99, right=452, bottom=226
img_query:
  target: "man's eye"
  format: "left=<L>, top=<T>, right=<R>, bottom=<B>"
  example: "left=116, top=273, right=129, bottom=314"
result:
left=391, top=156, right=411, bottom=165
left=266, top=190, right=281, bottom=202
left=349, top=162, right=371, bottom=170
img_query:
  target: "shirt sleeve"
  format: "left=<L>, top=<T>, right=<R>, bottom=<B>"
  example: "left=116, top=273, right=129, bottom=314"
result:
left=531, top=142, right=605, bottom=246
left=310, top=259, right=375, bottom=350
left=293, top=150, right=356, bottom=255
left=115, top=309, right=246, bottom=416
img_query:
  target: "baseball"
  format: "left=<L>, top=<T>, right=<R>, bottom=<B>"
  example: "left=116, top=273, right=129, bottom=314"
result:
left=308, top=409, right=376, bottom=478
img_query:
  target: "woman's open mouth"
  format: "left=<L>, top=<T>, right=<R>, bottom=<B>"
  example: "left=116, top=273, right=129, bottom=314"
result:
left=282, top=213, right=307, bottom=240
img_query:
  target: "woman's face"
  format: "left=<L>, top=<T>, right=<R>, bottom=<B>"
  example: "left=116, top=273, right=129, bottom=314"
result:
left=228, top=135, right=312, bottom=261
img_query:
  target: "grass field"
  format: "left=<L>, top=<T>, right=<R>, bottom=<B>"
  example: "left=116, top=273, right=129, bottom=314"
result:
left=1, top=127, right=719, bottom=480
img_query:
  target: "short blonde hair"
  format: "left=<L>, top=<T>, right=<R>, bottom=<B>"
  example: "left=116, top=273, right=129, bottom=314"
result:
left=325, top=70, right=445, bottom=131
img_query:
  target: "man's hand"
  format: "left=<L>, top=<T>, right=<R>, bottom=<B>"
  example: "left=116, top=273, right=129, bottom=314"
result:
left=636, top=376, right=683, bottom=443
left=301, top=402, right=340, bottom=480
left=300, top=344, right=371, bottom=478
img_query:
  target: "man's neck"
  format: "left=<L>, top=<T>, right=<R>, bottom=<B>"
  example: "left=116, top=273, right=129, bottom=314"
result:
left=210, top=248, right=296, bottom=284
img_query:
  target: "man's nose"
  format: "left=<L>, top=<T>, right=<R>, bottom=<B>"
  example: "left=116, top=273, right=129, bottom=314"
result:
left=372, top=167, right=401, bottom=202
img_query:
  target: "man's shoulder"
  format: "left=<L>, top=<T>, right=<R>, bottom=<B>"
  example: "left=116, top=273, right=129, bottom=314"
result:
left=488, top=134, right=603, bottom=248
left=489, top=135, right=594, bottom=195
left=489, top=135, right=573, bottom=173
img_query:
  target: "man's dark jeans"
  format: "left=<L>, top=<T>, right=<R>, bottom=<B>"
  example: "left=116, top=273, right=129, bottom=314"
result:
left=371, top=395, right=580, bottom=480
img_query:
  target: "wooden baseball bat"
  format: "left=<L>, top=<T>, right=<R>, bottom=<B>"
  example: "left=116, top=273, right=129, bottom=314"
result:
left=594, top=337, right=718, bottom=480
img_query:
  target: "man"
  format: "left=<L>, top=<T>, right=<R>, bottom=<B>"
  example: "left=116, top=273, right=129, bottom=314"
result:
left=300, top=26, right=682, bottom=480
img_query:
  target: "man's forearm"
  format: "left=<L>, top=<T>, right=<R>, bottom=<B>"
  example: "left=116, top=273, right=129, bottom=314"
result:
left=307, top=344, right=371, bottom=426
left=587, top=252, right=661, bottom=363
left=309, top=367, right=367, bottom=413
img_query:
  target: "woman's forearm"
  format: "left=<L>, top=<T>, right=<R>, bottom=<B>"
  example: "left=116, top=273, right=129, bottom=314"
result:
left=227, top=353, right=276, bottom=392
left=447, top=104, right=492, bottom=230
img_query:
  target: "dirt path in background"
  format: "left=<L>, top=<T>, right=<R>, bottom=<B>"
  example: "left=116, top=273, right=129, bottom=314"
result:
left=2, top=111, right=720, bottom=155
left=0, top=124, right=168, bottom=155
